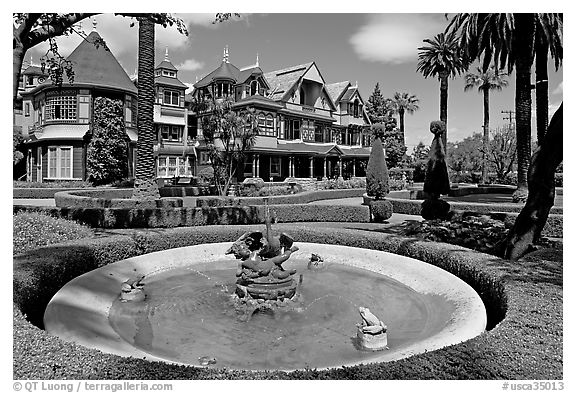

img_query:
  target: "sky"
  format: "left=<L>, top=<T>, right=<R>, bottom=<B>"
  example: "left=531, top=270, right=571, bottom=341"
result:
left=22, top=12, right=564, bottom=154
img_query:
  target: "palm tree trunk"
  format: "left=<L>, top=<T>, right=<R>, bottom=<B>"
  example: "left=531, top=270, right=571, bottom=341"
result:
left=399, top=108, right=405, bottom=147
left=512, top=14, right=535, bottom=202
left=535, top=40, right=549, bottom=145
left=132, top=16, right=160, bottom=201
left=503, top=104, right=562, bottom=260
left=482, top=87, right=490, bottom=184
left=439, top=71, right=448, bottom=150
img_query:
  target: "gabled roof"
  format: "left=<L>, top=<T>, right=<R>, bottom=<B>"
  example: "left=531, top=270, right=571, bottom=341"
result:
left=264, top=62, right=313, bottom=101
left=271, top=141, right=345, bottom=156
left=325, top=81, right=351, bottom=104
left=62, top=31, right=137, bottom=94
left=194, top=61, right=240, bottom=88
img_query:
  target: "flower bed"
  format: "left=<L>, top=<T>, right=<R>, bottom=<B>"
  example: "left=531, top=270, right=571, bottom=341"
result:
left=13, top=225, right=562, bottom=379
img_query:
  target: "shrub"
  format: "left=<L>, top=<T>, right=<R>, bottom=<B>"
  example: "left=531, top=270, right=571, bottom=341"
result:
left=389, top=179, right=406, bottom=191
left=198, top=167, right=214, bottom=185
left=86, top=97, right=128, bottom=185
left=554, top=173, right=563, bottom=187
left=13, top=180, right=92, bottom=189
left=13, top=211, right=93, bottom=255
left=366, top=137, right=389, bottom=200
left=370, top=200, right=393, bottom=222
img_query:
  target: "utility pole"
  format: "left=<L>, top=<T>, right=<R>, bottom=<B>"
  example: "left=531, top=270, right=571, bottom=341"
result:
left=502, top=110, right=515, bottom=130
left=502, top=110, right=515, bottom=125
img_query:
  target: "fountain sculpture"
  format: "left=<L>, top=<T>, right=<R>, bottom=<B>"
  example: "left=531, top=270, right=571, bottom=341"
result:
left=356, top=306, right=388, bottom=351
left=226, top=209, right=299, bottom=301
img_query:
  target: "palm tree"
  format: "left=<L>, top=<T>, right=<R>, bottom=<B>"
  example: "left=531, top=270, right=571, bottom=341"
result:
left=535, top=14, right=563, bottom=145
left=464, top=65, right=508, bottom=184
left=132, top=15, right=160, bottom=201
left=447, top=13, right=563, bottom=259
left=447, top=13, right=562, bottom=202
left=417, top=31, right=468, bottom=149
left=391, top=92, right=420, bottom=148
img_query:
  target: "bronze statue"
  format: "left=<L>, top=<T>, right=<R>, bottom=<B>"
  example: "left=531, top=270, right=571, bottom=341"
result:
left=226, top=211, right=298, bottom=300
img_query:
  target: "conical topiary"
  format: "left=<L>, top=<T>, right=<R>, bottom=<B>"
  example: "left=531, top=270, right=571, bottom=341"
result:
left=366, top=134, right=389, bottom=200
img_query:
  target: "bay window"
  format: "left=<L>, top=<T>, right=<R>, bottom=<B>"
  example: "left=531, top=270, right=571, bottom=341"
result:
left=45, top=93, right=77, bottom=121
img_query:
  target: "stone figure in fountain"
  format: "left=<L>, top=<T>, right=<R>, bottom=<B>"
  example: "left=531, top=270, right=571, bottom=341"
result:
left=226, top=212, right=299, bottom=301
left=120, top=275, right=145, bottom=302
left=356, top=306, right=388, bottom=351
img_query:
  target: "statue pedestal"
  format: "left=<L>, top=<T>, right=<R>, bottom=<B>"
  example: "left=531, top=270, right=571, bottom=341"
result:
left=236, top=276, right=297, bottom=300
left=356, top=327, right=388, bottom=351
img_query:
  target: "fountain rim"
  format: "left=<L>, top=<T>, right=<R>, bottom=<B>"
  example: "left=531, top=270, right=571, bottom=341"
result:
left=43, top=242, right=487, bottom=372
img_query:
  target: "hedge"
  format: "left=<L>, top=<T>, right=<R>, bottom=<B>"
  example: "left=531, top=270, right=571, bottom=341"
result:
left=14, top=187, right=100, bottom=199
left=195, top=188, right=366, bottom=207
left=12, top=204, right=371, bottom=229
left=13, top=225, right=562, bottom=379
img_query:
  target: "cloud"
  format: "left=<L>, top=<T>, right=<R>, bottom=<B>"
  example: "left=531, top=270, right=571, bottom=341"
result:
left=350, top=14, right=449, bottom=65
left=176, top=59, right=204, bottom=72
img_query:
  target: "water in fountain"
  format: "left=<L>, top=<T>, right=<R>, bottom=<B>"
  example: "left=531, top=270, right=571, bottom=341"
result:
left=108, top=257, right=453, bottom=370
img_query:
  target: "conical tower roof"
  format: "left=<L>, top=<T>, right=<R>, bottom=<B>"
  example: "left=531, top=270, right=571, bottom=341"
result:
left=66, top=31, right=137, bottom=94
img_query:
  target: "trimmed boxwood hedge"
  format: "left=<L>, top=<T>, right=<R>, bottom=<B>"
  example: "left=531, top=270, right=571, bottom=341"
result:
left=13, top=225, right=562, bottom=379
left=12, top=204, right=371, bottom=229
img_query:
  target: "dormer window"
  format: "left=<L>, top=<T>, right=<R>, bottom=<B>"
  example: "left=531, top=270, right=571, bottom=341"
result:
left=162, top=70, right=176, bottom=77
left=250, top=80, right=259, bottom=96
left=215, top=82, right=231, bottom=99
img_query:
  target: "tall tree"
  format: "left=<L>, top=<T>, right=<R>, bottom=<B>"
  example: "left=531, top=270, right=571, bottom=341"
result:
left=503, top=104, right=562, bottom=260
left=534, top=15, right=563, bottom=145
left=132, top=16, right=159, bottom=200
left=464, top=65, right=508, bottom=184
left=447, top=13, right=562, bottom=202
left=417, top=31, right=468, bottom=149
left=448, top=13, right=563, bottom=259
left=197, top=97, right=259, bottom=196
left=391, top=92, right=420, bottom=148
left=365, top=83, right=393, bottom=124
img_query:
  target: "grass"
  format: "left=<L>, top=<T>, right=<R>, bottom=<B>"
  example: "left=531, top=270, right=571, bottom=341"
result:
left=13, top=221, right=562, bottom=380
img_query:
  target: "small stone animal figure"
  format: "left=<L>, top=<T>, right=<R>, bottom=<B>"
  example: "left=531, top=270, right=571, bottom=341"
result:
left=120, top=275, right=145, bottom=302
left=358, top=306, right=387, bottom=335
left=198, top=356, right=217, bottom=366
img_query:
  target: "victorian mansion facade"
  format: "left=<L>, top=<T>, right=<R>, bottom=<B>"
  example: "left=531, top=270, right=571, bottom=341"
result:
left=15, top=31, right=372, bottom=183
left=190, top=48, right=373, bottom=182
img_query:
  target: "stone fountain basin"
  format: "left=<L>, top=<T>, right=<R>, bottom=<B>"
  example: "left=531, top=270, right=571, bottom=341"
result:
left=44, top=242, right=487, bottom=371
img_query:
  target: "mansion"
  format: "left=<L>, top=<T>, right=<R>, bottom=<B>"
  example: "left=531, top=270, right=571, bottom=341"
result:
left=14, top=31, right=372, bottom=184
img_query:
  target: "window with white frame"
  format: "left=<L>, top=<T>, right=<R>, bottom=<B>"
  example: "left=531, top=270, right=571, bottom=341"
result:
left=163, top=90, right=180, bottom=106
left=157, top=155, right=193, bottom=178
left=45, top=94, right=77, bottom=121
left=24, top=103, right=30, bottom=117
left=158, top=124, right=183, bottom=142
left=47, top=146, right=72, bottom=178
left=257, top=113, right=275, bottom=136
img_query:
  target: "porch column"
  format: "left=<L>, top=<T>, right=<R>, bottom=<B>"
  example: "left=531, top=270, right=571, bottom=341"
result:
left=252, top=154, right=256, bottom=177
left=309, top=157, right=314, bottom=178
left=323, top=157, right=327, bottom=178
left=288, top=156, right=293, bottom=177
left=337, top=158, right=342, bottom=177
left=255, top=154, right=260, bottom=178
left=352, top=158, right=356, bottom=177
